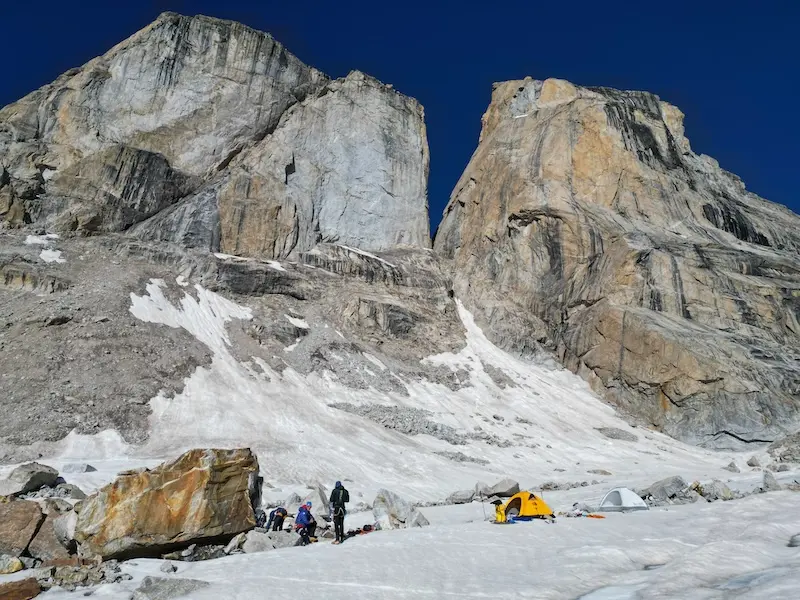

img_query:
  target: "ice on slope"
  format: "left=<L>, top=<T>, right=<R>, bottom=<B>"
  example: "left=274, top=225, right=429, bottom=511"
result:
left=24, top=233, right=66, bottom=263
left=213, top=252, right=286, bottom=272
left=56, top=281, right=746, bottom=500
left=24, top=233, right=59, bottom=245
left=284, top=314, right=310, bottom=329
left=336, top=244, right=398, bottom=268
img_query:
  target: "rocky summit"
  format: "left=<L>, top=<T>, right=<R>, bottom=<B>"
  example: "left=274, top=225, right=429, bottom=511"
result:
left=0, top=11, right=798, bottom=468
left=435, top=78, right=800, bottom=447
left=0, top=12, right=429, bottom=254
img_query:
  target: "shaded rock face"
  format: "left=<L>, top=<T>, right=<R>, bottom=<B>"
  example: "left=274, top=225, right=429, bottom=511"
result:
left=0, top=463, right=59, bottom=496
left=435, top=77, right=800, bottom=448
left=1, top=13, right=430, bottom=255
left=0, top=501, right=44, bottom=556
left=74, top=448, right=259, bottom=559
left=208, top=71, right=429, bottom=258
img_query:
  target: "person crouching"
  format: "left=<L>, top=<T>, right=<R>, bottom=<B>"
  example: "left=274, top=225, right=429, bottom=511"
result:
left=295, top=503, right=317, bottom=545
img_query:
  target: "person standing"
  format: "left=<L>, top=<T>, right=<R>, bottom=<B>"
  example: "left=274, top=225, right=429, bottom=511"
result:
left=329, top=481, right=350, bottom=544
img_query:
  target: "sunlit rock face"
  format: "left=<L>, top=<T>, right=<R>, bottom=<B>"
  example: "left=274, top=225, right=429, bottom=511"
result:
left=435, top=77, right=800, bottom=448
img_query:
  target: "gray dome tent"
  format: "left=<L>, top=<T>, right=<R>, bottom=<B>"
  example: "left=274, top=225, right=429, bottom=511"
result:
left=597, top=487, right=649, bottom=512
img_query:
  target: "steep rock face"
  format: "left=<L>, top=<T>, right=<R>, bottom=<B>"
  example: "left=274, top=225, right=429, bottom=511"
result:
left=1, top=13, right=429, bottom=253
left=435, top=77, right=800, bottom=448
left=0, top=12, right=325, bottom=178
left=133, top=71, right=430, bottom=257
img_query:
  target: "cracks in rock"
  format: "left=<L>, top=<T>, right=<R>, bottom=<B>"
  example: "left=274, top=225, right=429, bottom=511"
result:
left=659, top=386, right=682, bottom=409
left=508, top=208, right=565, bottom=228
left=567, top=297, right=604, bottom=311
left=378, top=184, right=396, bottom=198
left=706, top=430, right=774, bottom=444
left=284, top=153, right=296, bottom=184
left=215, top=145, right=244, bottom=172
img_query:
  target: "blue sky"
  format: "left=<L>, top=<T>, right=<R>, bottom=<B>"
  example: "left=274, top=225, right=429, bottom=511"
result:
left=2, top=1, right=797, bottom=232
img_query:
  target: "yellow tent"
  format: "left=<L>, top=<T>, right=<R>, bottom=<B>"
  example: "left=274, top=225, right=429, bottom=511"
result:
left=501, top=492, right=554, bottom=520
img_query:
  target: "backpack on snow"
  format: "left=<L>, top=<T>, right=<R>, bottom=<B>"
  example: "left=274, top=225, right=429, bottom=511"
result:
left=255, top=509, right=267, bottom=528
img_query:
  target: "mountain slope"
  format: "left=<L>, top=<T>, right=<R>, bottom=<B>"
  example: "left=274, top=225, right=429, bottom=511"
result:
left=435, top=78, right=800, bottom=448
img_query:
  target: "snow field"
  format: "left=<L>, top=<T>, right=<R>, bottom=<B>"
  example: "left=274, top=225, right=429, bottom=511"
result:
left=25, top=492, right=800, bottom=600
left=39, top=280, right=777, bottom=502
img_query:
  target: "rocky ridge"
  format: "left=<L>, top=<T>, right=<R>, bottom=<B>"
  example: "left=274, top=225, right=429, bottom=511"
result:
left=0, top=12, right=429, bottom=255
left=0, top=13, right=798, bottom=460
left=435, top=77, right=800, bottom=447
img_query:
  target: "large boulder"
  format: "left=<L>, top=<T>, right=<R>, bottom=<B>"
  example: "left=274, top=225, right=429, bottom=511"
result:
left=762, top=471, right=782, bottom=492
left=242, top=530, right=298, bottom=553
left=0, top=554, right=24, bottom=574
left=281, top=492, right=303, bottom=513
left=0, top=463, right=59, bottom=497
left=0, top=578, right=41, bottom=600
left=28, top=506, right=73, bottom=562
left=372, top=489, right=429, bottom=530
left=769, top=431, right=800, bottom=464
left=639, top=476, right=702, bottom=506
left=0, top=500, right=45, bottom=556
left=641, top=476, right=688, bottom=503
left=74, top=448, right=259, bottom=559
left=474, top=481, right=490, bottom=498
left=700, top=480, right=734, bottom=502
left=52, top=510, right=78, bottom=552
left=446, top=489, right=475, bottom=505
left=485, top=478, right=520, bottom=498
left=60, top=464, right=97, bottom=474
left=302, top=484, right=331, bottom=524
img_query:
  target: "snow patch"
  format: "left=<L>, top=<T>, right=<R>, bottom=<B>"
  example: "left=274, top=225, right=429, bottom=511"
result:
left=39, top=248, right=65, bottom=263
left=267, top=260, right=286, bottom=272
left=336, top=244, right=398, bottom=268
left=285, top=315, right=310, bottom=329
left=175, top=275, right=189, bottom=287
left=25, top=234, right=57, bottom=245
left=52, top=282, right=744, bottom=504
left=362, top=352, right=387, bottom=371
left=213, top=252, right=248, bottom=262
left=129, top=279, right=251, bottom=352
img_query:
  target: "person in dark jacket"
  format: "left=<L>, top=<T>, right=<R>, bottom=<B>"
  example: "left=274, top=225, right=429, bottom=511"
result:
left=295, top=503, right=316, bottom=545
left=329, top=481, right=350, bottom=544
left=266, top=506, right=288, bottom=532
